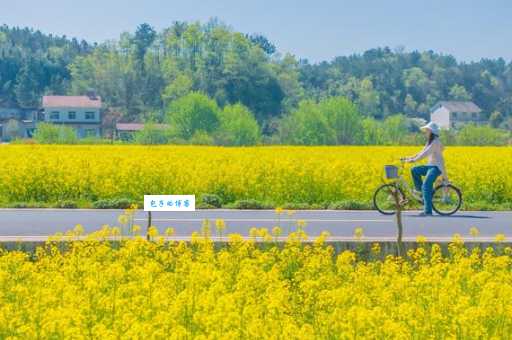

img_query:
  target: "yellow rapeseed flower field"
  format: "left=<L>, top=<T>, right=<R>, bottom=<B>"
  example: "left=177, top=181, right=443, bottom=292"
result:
left=0, top=229, right=511, bottom=338
left=0, top=145, right=510, bottom=207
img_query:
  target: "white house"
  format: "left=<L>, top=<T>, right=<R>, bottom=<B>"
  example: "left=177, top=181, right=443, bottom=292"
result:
left=41, top=94, right=102, bottom=138
left=430, top=101, right=483, bottom=130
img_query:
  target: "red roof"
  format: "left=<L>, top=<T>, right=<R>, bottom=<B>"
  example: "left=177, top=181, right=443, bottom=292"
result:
left=42, top=96, right=102, bottom=108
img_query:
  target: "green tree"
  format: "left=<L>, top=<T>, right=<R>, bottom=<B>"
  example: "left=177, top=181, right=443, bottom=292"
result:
left=133, top=124, right=170, bottom=144
left=382, top=115, right=409, bottom=144
left=216, top=103, right=260, bottom=146
left=167, top=92, right=220, bottom=139
left=456, top=125, right=510, bottom=146
left=404, top=94, right=418, bottom=116
left=319, top=96, right=363, bottom=144
left=14, top=62, right=40, bottom=107
left=361, top=118, right=385, bottom=145
left=449, top=84, right=471, bottom=101
left=162, top=74, right=193, bottom=105
left=189, top=130, right=215, bottom=145
left=247, top=33, right=276, bottom=55
left=356, top=78, right=380, bottom=117
left=69, top=47, right=143, bottom=120
left=272, top=54, right=305, bottom=113
left=279, top=100, right=336, bottom=145
left=34, top=123, right=78, bottom=144
left=489, top=111, right=503, bottom=128
left=133, top=23, right=157, bottom=65
left=161, top=21, right=284, bottom=123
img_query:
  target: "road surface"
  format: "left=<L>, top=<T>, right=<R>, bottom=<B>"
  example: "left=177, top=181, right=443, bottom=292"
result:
left=0, top=209, right=510, bottom=242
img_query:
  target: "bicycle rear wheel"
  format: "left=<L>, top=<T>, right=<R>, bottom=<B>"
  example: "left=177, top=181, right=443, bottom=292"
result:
left=373, top=183, right=404, bottom=215
left=432, top=184, right=462, bottom=216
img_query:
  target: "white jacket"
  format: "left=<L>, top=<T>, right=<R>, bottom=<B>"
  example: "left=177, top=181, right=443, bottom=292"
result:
left=412, top=139, right=448, bottom=179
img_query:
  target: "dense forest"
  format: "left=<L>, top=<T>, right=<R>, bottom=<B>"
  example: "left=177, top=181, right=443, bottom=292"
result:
left=1, top=21, right=512, bottom=144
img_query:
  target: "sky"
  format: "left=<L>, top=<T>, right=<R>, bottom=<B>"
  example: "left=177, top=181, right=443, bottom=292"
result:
left=2, top=0, right=512, bottom=63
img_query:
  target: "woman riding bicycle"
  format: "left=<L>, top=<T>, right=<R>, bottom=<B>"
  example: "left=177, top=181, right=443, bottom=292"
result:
left=403, top=122, right=449, bottom=216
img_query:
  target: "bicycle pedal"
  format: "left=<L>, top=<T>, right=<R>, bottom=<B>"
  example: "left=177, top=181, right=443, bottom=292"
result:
left=399, top=198, right=409, bottom=205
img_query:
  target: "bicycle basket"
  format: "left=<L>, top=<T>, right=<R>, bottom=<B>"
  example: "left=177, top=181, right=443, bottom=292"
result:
left=384, top=165, right=399, bottom=179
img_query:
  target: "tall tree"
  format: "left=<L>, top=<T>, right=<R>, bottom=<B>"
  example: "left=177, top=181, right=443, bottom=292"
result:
left=133, top=23, right=157, bottom=66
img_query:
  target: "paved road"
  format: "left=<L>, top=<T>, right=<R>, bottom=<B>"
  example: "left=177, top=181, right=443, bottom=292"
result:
left=0, top=209, right=510, bottom=242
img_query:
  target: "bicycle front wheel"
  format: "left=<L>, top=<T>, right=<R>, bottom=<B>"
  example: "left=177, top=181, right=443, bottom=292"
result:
left=432, top=184, right=462, bottom=216
left=373, top=183, right=404, bottom=215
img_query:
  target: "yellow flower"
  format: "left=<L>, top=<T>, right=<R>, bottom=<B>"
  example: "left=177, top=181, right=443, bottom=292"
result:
left=297, top=219, right=307, bottom=229
left=495, top=233, right=506, bottom=243
left=249, top=227, right=259, bottom=238
left=117, top=214, right=129, bottom=225
left=228, top=233, right=243, bottom=244
left=272, top=226, right=282, bottom=237
left=353, top=227, right=364, bottom=240
left=191, top=231, right=200, bottom=243
left=451, top=233, right=464, bottom=244
left=124, top=207, right=135, bottom=216
left=416, top=235, right=428, bottom=243
left=73, top=224, right=84, bottom=236
left=469, top=227, right=480, bottom=238
left=215, top=219, right=226, bottom=232
left=275, top=207, right=284, bottom=215
left=201, top=219, right=211, bottom=236
left=111, top=226, right=121, bottom=236
left=371, top=242, right=381, bottom=254
left=4, top=223, right=512, bottom=338
left=315, top=231, right=331, bottom=245
left=131, top=224, right=141, bottom=234
left=258, top=228, right=269, bottom=238
left=147, top=226, right=159, bottom=237
left=0, top=145, right=509, bottom=214
left=165, top=227, right=175, bottom=237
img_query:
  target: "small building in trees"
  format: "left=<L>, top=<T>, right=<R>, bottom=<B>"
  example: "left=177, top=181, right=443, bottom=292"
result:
left=0, top=107, right=38, bottom=141
left=115, top=122, right=169, bottom=141
left=41, top=94, right=102, bottom=138
left=430, top=101, right=483, bottom=130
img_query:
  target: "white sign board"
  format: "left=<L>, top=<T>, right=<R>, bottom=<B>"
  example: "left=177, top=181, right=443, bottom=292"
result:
left=144, top=195, right=195, bottom=212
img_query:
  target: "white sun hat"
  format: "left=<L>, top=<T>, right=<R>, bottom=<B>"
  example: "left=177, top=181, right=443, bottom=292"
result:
left=420, top=122, right=440, bottom=135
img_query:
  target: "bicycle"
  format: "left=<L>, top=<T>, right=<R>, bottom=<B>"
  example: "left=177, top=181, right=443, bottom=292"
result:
left=373, top=160, right=462, bottom=216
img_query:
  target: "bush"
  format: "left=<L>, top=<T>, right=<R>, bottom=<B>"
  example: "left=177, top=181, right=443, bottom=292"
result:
left=34, top=123, right=78, bottom=144
left=279, top=100, right=336, bottom=145
left=92, top=198, right=134, bottom=209
left=215, top=103, right=260, bottom=146
left=455, top=125, right=510, bottom=146
left=134, top=124, right=171, bottom=145
left=382, top=115, right=409, bottom=144
left=230, top=199, right=272, bottom=209
left=56, top=200, right=78, bottom=209
left=78, top=137, right=113, bottom=145
left=282, top=202, right=311, bottom=210
left=200, top=194, right=223, bottom=208
left=361, top=118, right=386, bottom=145
left=9, top=202, right=30, bottom=208
left=328, top=200, right=370, bottom=210
left=280, top=97, right=364, bottom=145
left=281, top=202, right=329, bottom=210
left=320, top=96, right=363, bottom=144
left=189, top=130, right=215, bottom=145
left=167, top=92, right=220, bottom=139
